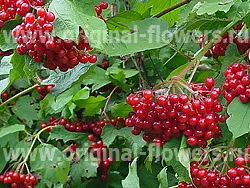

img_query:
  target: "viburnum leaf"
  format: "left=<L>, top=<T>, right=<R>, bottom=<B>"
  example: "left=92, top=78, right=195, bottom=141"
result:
left=74, top=95, right=106, bottom=116
left=196, top=0, right=236, bottom=15
left=49, top=0, right=107, bottom=50
left=13, top=96, right=39, bottom=126
left=227, top=1, right=250, bottom=21
left=158, top=167, right=168, bottom=188
left=70, top=154, right=98, bottom=186
left=42, top=63, right=92, bottom=96
left=0, top=149, right=8, bottom=172
left=101, top=125, right=146, bottom=155
left=122, top=158, right=140, bottom=188
left=163, top=138, right=191, bottom=182
left=48, top=126, right=89, bottom=143
left=0, top=124, right=25, bottom=139
left=80, top=66, right=111, bottom=91
left=104, top=18, right=171, bottom=56
left=30, top=144, right=71, bottom=185
left=111, top=102, right=133, bottom=118
left=226, top=98, right=250, bottom=139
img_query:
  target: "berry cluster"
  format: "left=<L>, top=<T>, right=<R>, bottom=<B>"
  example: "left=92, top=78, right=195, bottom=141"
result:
left=223, top=63, right=250, bottom=104
left=35, top=85, right=54, bottom=99
left=0, top=171, right=37, bottom=188
left=199, top=33, right=231, bottom=59
left=179, top=146, right=250, bottom=187
left=88, top=137, right=113, bottom=180
left=12, top=9, right=97, bottom=71
left=95, top=1, right=109, bottom=21
left=40, top=116, right=125, bottom=135
left=125, top=77, right=225, bottom=147
left=199, top=23, right=250, bottom=58
left=0, top=0, right=44, bottom=30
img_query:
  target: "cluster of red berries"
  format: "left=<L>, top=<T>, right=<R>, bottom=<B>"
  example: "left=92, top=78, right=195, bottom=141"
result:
left=0, top=0, right=44, bottom=30
left=0, top=49, right=13, bottom=56
left=35, top=85, right=54, bottom=99
left=199, top=23, right=250, bottom=58
left=40, top=116, right=125, bottom=135
left=125, top=77, right=225, bottom=147
left=12, top=8, right=97, bottom=71
left=0, top=171, right=37, bottom=188
left=223, top=63, right=250, bottom=104
left=179, top=146, right=250, bottom=187
left=95, top=1, right=109, bottom=21
left=199, top=33, right=231, bottom=59
left=87, top=137, right=113, bottom=180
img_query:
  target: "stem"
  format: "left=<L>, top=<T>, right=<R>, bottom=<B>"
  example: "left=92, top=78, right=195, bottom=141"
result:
left=168, top=43, right=192, bottom=61
left=149, top=54, right=164, bottom=82
left=188, top=60, right=200, bottom=84
left=0, top=84, right=39, bottom=108
left=153, top=0, right=191, bottom=18
left=101, top=86, right=118, bottom=118
left=178, top=18, right=243, bottom=79
left=131, top=57, right=146, bottom=89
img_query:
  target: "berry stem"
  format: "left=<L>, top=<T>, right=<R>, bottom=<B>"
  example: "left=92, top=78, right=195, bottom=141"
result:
left=101, top=86, right=118, bottom=118
left=152, top=0, right=191, bottom=18
left=0, top=84, right=39, bottom=108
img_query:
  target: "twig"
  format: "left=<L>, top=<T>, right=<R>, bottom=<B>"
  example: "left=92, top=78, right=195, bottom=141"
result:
left=138, top=53, right=152, bottom=88
left=153, top=0, right=191, bottom=18
left=188, top=60, right=200, bottom=83
left=131, top=57, right=146, bottom=89
left=0, top=84, right=39, bottom=108
left=149, top=54, right=164, bottom=82
left=168, top=43, right=192, bottom=61
left=101, top=86, right=118, bottom=119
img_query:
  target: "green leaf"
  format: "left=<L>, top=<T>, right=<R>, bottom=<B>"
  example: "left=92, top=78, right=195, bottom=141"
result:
left=48, top=126, right=89, bottom=143
left=166, top=63, right=188, bottom=80
left=49, top=0, right=107, bottom=50
left=158, top=167, right=168, bottom=188
left=107, top=11, right=143, bottom=30
left=74, top=95, right=106, bottom=116
left=81, top=66, right=111, bottom=91
left=107, top=173, right=123, bottom=188
left=30, top=144, right=71, bottom=185
left=111, top=102, right=133, bottom=118
left=227, top=1, right=250, bottom=21
left=196, top=0, right=236, bottom=15
left=122, top=158, right=140, bottom=188
left=183, top=14, right=231, bottom=31
left=13, top=96, right=39, bottom=125
left=72, top=87, right=90, bottom=101
left=0, top=124, right=25, bottom=139
left=70, top=154, right=98, bottom=186
left=0, top=25, right=17, bottom=51
left=42, top=63, right=92, bottom=96
left=215, top=43, right=242, bottom=87
left=163, top=138, right=191, bottom=182
left=226, top=98, right=250, bottom=139
left=0, top=149, right=8, bottom=173
left=104, top=18, right=171, bottom=56
left=101, top=125, right=146, bottom=155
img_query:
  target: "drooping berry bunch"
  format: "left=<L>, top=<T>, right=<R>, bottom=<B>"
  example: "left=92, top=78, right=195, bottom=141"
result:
left=199, top=33, right=232, bottom=59
left=199, top=23, right=250, bottom=58
left=87, top=137, right=113, bottom=180
left=125, top=77, right=225, bottom=147
left=0, top=171, right=37, bottom=188
left=12, top=9, right=97, bottom=71
left=95, top=1, right=109, bottom=21
left=35, top=85, right=54, bottom=99
left=179, top=146, right=250, bottom=187
left=223, top=63, right=250, bottom=104
left=40, top=116, right=125, bottom=134
left=0, top=0, right=44, bottom=30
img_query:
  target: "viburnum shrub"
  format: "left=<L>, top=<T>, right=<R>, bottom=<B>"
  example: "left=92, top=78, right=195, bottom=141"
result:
left=0, top=0, right=250, bottom=187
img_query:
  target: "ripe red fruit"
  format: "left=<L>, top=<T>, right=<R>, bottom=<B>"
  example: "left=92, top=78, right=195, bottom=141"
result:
left=88, top=54, right=97, bottom=63
left=205, top=77, right=215, bottom=88
left=87, top=134, right=95, bottom=141
left=187, top=136, right=198, bottom=146
left=234, top=156, right=245, bottom=166
left=100, top=1, right=109, bottom=9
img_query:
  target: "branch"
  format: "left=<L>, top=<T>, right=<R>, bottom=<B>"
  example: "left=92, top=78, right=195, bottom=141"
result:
left=0, top=84, right=39, bottom=108
left=101, top=86, right=118, bottom=119
left=153, top=0, right=191, bottom=18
